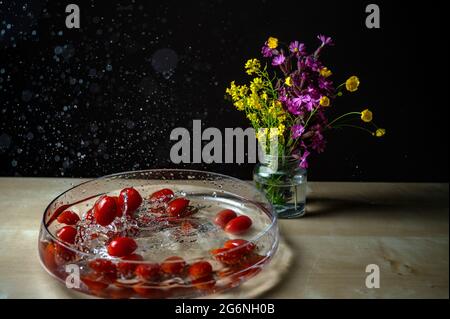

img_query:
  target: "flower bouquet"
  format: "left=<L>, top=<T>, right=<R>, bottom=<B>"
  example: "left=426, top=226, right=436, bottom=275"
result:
left=226, top=36, right=385, bottom=218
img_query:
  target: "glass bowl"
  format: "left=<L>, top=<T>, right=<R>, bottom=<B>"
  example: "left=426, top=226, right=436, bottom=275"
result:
left=38, top=169, right=279, bottom=298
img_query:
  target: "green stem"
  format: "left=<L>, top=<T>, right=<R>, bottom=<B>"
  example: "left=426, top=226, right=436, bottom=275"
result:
left=332, top=124, right=374, bottom=135
left=328, top=112, right=361, bottom=127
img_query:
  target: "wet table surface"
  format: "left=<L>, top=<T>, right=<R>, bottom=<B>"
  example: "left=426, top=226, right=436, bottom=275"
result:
left=0, top=177, right=448, bottom=298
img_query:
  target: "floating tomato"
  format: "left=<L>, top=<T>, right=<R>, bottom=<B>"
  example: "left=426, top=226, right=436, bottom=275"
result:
left=57, top=210, right=80, bottom=225
left=94, top=196, right=118, bottom=226
left=107, top=237, right=137, bottom=257
left=117, top=187, right=143, bottom=216
left=214, top=209, right=237, bottom=229
left=149, top=188, right=174, bottom=203
left=224, top=215, right=252, bottom=235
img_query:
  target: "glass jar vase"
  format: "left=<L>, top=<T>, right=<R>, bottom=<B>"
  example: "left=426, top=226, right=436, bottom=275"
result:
left=253, top=155, right=307, bottom=218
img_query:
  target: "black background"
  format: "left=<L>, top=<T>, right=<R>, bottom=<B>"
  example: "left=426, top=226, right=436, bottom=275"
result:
left=0, top=0, right=448, bottom=181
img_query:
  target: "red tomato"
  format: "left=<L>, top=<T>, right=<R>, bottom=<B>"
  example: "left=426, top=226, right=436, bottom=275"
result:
left=56, top=226, right=77, bottom=244
left=224, top=215, right=252, bottom=235
left=166, top=198, right=190, bottom=217
left=94, top=196, right=118, bottom=226
left=42, top=242, right=57, bottom=271
left=161, top=256, right=186, bottom=275
left=223, top=239, right=255, bottom=253
left=117, top=188, right=143, bottom=216
left=88, top=259, right=117, bottom=274
left=214, top=209, right=237, bottom=228
left=107, top=237, right=137, bottom=257
left=57, top=210, right=80, bottom=225
left=135, top=263, right=160, bottom=281
left=192, top=275, right=216, bottom=290
left=81, top=274, right=109, bottom=292
left=188, top=261, right=213, bottom=280
left=117, top=253, right=144, bottom=277
left=149, top=188, right=174, bottom=203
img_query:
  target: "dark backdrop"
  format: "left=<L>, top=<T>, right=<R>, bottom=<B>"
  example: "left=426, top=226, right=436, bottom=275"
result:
left=0, top=0, right=448, bottom=181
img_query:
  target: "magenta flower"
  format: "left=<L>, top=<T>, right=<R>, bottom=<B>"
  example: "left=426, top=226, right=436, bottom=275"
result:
left=289, top=41, right=306, bottom=56
left=261, top=45, right=273, bottom=58
left=272, top=53, right=285, bottom=66
left=299, top=150, right=310, bottom=169
left=291, top=124, right=305, bottom=139
left=318, top=34, right=334, bottom=46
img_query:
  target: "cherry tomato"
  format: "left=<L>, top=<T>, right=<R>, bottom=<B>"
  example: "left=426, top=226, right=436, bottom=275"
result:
left=42, top=242, right=57, bottom=271
left=210, top=247, right=241, bottom=265
left=107, top=237, right=137, bottom=257
left=135, top=263, right=160, bottom=281
left=117, top=187, right=143, bottom=216
left=166, top=198, right=190, bottom=217
left=88, top=259, right=117, bottom=275
left=57, top=210, right=80, bottom=225
left=224, top=215, right=252, bottom=235
left=214, top=209, right=237, bottom=229
left=191, top=275, right=215, bottom=290
left=56, top=226, right=77, bottom=244
left=223, top=239, right=255, bottom=253
left=188, top=261, right=213, bottom=280
left=81, top=274, right=109, bottom=292
left=54, top=243, right=75, bottom=262
left=161, top=256, right=186, bottom=275
left=117, top=253, right=144, bottom=277
left=94, top=196, right=118, bottom=226
left=149, top=188, right=174, bottom=203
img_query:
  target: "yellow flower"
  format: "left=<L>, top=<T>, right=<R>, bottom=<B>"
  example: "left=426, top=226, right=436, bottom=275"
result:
left=277, top=123, right=285, bottom=135
left=233, top=99, right=244, bottom=111
left=361, top=109, right=373, bottom=122
left=345, top=76, right=360, bottom=92
left=267, top=37, right=278, bottom=49
left=319, top=96, right=330, bottom=107
left=250, top=77, right=263, bottom=93
left=244, top=58, right=261, bottom=75
left=320, top=67, right=332, bottom=78
left=260, top=92, right=268, bottom=101
left=375, top=128, right=386, bottom=137
left=285, top=76, right=293, bottom=87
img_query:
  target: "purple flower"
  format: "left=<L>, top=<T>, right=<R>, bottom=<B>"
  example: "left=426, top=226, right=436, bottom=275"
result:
left=318, top=34, right=334, bottom=46
left=311, top=125, right=326, bottom=153
left=289, top=41, right=306, bottom=56
left=272, top=53, right=285, bottom=66
left=261, top=45, right=273, bottom=58
left=299, top=150, right=310, bottom=169
left=291, top=124, right=305, bottom=139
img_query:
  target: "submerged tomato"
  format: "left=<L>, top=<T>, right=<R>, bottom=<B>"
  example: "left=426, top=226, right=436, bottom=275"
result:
left=117, top=253, right=144, bottom=277
left=94, top=196, right=118, bottom=226
left=117, top=187, right=143, bottom=216
left=107, top=237, right=138, bottom=257
left=57, top=210, right=80, bottom=225
left=223, top=239, right=255, bottom=253
left=56, top=226, right=77, bottom=244
left=88, top=259, right=117, bottom=274
left=166, top=198, right=190, bottom=217
left=191, top=275, right=215, bottom=290
left=224, top=215, right=252, bottom=235
left=161, top=256, right=186, bottom=275
left=214, top=209, right=237, bottom=229
left=149, top=188, right=174, bottom=203
left=135, top=263, right=161, bottom=281
left=188, top=261, right=213, bottom=280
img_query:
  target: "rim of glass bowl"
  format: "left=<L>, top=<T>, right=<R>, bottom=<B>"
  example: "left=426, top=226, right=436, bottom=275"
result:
left=41, top=168, right=278, bottom=263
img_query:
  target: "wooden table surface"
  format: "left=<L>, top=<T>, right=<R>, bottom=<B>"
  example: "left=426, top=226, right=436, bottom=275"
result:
left=0, top=177, right=448, bottom=299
